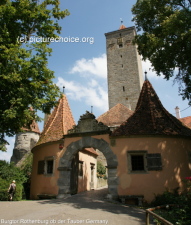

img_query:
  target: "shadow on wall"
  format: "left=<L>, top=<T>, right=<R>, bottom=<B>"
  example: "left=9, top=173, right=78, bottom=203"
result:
left=117, top=137, right=190, bottom=200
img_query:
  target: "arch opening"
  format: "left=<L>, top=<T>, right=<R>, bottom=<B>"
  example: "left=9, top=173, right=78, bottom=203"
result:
left=57, top=137, right=118, bottom=200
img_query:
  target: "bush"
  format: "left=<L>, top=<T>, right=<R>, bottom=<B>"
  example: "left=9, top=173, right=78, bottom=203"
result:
left=0, top=178, right=23, bottom=201
left=151, top=179, right=191, bottom=225
left=0, top=160, right=27, bottom=201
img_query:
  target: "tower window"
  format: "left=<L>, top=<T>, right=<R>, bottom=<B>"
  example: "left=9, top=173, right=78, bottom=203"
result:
left=121, top=55, right=122, bottom=58
left=123, top=86, right=125, bottom=92
left=117, top=37, right=123, bottom=48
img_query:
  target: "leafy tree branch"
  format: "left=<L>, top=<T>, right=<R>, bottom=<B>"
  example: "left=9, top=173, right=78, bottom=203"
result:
left=0, top=0, right=70, bottom=150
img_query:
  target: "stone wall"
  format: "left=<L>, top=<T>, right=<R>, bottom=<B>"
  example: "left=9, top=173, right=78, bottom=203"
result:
left=11, top=132, right=39, bottom=165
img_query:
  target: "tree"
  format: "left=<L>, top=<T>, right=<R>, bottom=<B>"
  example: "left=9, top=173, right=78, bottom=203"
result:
left=132, top=0, right=191, bottom=104
left=0, top=0, right=69, bottom=149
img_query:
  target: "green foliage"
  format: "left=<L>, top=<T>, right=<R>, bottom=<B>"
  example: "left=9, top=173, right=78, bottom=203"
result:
left=20, top=153, right=33, bottom=199
left=151, top=180, right=191, bottom=224
left=0, top=160, right=25, bottom=201
left=0, top=177, right=9, bottom=201
left=0, top=160, right=27, bottom=183
left=132, top=0, right=191, bottom=105
left=0, top=0, right=70, bottom=147
left=97, top=161, right=107, bottom=178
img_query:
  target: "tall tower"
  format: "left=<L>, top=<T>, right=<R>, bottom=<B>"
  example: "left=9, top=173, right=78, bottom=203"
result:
left=105, top=25, right=143, bottom=111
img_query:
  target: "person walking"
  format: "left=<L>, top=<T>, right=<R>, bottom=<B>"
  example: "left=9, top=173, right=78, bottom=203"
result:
left=8, top=180, right=16, bottom=201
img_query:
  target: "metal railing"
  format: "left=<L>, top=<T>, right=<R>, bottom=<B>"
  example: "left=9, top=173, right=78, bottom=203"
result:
left=146, top=205, right=175, bottom=225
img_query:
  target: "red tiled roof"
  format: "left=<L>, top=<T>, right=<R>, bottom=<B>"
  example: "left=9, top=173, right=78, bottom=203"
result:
left=119, top=24, right=126, bottom=30
left=36, top=94, right=75, bottom=146
left=82, top=148, right=99, bottom=156
left=112, top=80, right=191, bottom=137
left=97, top=103, right=133, bottom=127
left=22, top=120, right=40, bottom=134
left=180, top=116, right=191, bottom=129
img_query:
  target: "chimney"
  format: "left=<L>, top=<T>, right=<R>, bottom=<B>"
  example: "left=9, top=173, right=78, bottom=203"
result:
left=175, top=106, right=181, bottom=119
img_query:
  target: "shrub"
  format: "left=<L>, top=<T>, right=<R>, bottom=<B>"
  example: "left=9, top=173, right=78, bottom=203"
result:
left=0, top=160, right=27, bottom=201
left=97, top=161, right=106, bottom=177
left=151, top=179, right=191, bottom=225
left=0, top=178, right=23, bottom=201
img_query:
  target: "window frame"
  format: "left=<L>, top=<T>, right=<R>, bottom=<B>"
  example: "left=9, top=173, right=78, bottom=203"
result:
left=44, top=156, right=55, bottom=176
left=78, top=160, right=84, bottom=177
left=37, top=156, right=55, bottom=176
left=127, top=151, right=148, bottom=174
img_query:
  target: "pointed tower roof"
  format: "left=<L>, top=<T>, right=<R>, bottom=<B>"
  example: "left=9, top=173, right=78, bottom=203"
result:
left=119, top=19, right=126, bottom=30
left=119, top=24, right=126, bottom=30
left=22, top=107, right=40, bottom=134
left=112, top=80, right=191, bottom=137
left=22, top=120, right=40, bottom=134
left=36, top=94, right=75, bottom=146
left=97, top=103, right=133, bottom=127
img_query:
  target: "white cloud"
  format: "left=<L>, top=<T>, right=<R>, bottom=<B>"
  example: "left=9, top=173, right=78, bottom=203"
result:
left=0, top=137, right=15, bottom=162
left=57, top=77, right=108, bottom=112
left=69, top=54, right=107, bottom=79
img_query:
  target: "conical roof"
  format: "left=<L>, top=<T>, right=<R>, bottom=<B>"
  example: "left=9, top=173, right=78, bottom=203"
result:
left=22, top=120, right=40, bottom=134
left=97, top=103, right=133, bottom=127
left=112, top=80, right=191, bottom=137
left=36, top=94, right=75, bottom=146
left=119, top=24, right=126, bottom=30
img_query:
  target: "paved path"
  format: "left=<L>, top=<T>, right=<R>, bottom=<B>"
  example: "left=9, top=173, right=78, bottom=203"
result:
left=0, top=188, right=146, bottom=225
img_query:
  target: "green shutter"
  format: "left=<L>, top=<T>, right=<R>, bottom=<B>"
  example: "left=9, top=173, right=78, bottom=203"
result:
left=147, top=154, right=162, bottom=171
left=38, top=160, right=44, bottom=174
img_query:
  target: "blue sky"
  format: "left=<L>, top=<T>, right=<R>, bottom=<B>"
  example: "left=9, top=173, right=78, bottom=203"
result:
left=0, top=0, right=190, bottom=161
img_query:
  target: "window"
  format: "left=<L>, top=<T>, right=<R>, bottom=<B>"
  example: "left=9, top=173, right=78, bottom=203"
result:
left=46, top=160, right=54, bottom=174
left=38, top=160, right=44, bottom=174
left=128, top=151, right=147, bottom=173
left=127, top=151, right=162, bottom=173
left=79, top=161, right=83, bottom=177
left=117, top=37, right=123, bottom=48
left=147, top=154, right=162, bottom=171
left=37, top=157, right=55, bottom=176
left=131, top=155, right=144, bottom=171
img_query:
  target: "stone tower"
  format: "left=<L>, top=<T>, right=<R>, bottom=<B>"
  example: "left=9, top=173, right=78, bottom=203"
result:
left=11, top=120, right=40, bottom=165
left=105, top=25, right=143, bottom=111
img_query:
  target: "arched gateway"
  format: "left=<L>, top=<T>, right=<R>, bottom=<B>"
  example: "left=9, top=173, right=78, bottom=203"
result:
left=57, top=113, right=119, bottom=200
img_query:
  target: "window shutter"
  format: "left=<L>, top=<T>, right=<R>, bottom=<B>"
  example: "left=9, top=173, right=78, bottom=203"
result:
left=38, top=160, right=45, bottom=174
left=147, top=154, right=162, bottom=171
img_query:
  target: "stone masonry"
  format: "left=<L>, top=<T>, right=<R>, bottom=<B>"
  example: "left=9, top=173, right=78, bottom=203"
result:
left=11, top=132, right=39, bottom=165
left=105, top=26, right=143, bottom=111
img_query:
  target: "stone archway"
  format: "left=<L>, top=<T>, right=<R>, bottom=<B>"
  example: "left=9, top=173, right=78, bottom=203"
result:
left=57, top=136, right=118, bottom=200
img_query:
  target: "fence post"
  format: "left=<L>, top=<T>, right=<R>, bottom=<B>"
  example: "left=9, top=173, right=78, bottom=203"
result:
left=146, top=211, right=149, bottom=225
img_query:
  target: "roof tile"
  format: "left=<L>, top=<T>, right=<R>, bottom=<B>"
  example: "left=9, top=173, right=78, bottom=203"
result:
left=112, top=80, right=191, bottom=137
left=179, top=116, right=191, bottom=129
left=97, top=103, right=133, bottom=127
left=36, top=94, right=75, bottom=146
